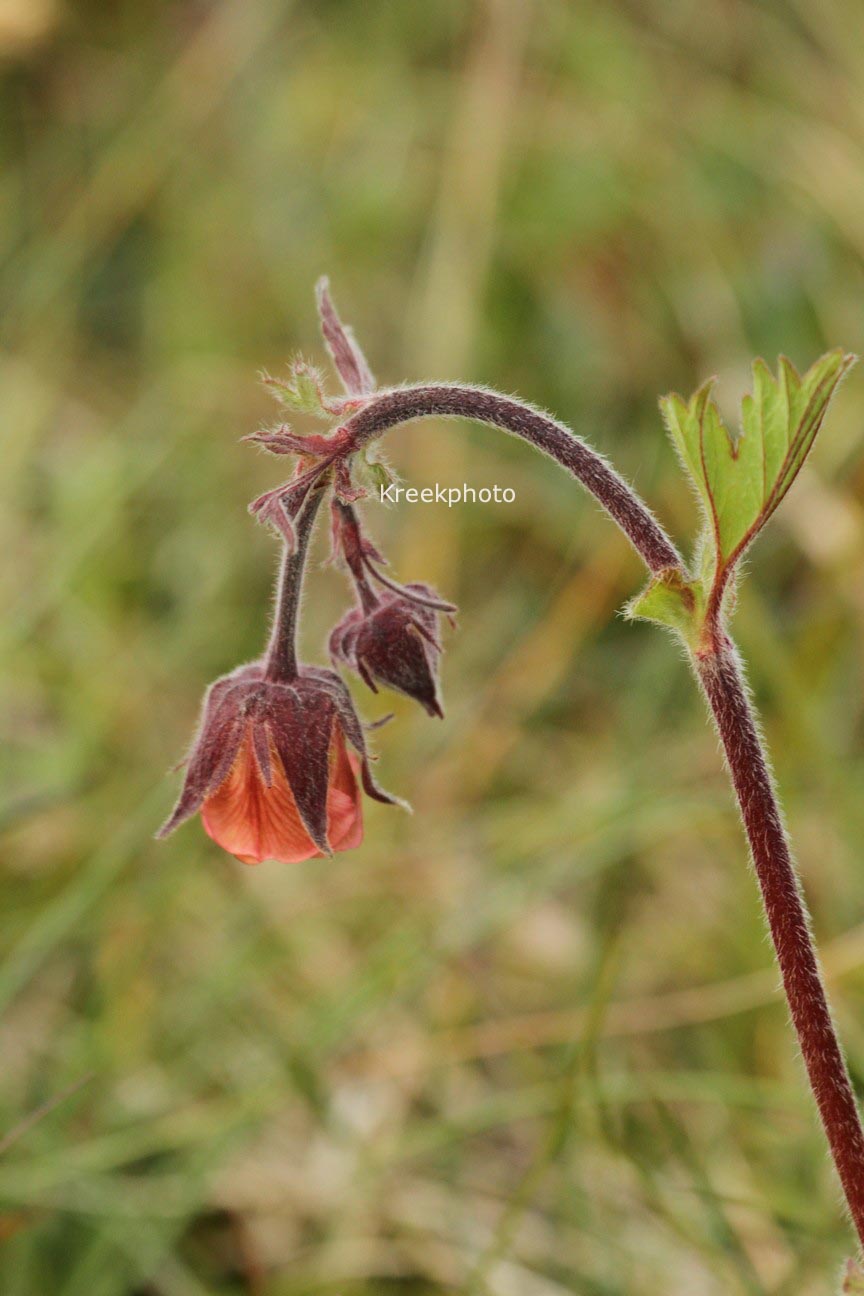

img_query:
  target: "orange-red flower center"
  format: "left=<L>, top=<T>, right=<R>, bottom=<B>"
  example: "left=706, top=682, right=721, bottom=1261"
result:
left=201, top=723, right=362, bottom=864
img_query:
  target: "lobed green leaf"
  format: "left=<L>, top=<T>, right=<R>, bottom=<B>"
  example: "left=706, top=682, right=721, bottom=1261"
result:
left=661, top=350, right=855, bottom=585
left=262, top=357, right=331, bottom=416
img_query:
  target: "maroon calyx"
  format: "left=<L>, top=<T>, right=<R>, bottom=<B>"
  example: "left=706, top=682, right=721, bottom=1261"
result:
left=330, top=586, right=445, bottom=718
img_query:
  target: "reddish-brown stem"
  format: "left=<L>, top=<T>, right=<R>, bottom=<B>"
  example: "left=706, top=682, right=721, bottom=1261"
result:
left=329, top=378, right=864, bottom=1248
left=338, top=384, right=683, bottom=573
left=698, top=638, right=864, bottom=1248
left=264, top=484, right=326, bottom=683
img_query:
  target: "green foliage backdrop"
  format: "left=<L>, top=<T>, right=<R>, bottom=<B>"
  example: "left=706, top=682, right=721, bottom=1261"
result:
left=3, top=2, right=864, bottom=1292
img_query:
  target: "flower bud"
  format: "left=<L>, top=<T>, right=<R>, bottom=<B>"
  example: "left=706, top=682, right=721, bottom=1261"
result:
left=158, top=663, right=403, bottom=864
left=330, top=586, right=444, bottom=718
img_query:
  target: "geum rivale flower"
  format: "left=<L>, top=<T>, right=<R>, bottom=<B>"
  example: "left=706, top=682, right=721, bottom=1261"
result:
left=157, top=662, right=402, bottom=864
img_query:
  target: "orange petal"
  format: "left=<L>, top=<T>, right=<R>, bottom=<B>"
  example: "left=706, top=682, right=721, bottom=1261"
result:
left=326, top=725, right=363, bottom=851
left=202, top=728, right=319, bottom=865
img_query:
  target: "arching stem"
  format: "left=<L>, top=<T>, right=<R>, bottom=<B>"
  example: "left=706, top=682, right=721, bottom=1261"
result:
left=339, top=384, right=683, bottom=573
left=333, top=380, right=864, bottom=1251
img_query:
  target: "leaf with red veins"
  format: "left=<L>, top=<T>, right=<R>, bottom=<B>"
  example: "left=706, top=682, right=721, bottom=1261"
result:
left=661, top=349, right=855, bottom=612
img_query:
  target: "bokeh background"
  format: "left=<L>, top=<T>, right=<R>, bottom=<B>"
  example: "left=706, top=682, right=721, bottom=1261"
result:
left=4, top=1, right=864, bottom=1292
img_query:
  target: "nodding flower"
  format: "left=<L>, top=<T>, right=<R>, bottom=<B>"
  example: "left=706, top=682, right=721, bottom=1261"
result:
left=329, top=585, right=446, bottom=718
left=157, top=662, right=403, bottom=864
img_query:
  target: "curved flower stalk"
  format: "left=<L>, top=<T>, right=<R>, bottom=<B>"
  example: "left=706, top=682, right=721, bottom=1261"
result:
left=160, top=279, right=864, bottom=1265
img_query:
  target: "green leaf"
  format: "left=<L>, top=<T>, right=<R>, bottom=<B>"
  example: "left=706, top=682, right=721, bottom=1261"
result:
left=625, top=568, right=705, bottom=646
left=661, top=350, right=855, bottom=582
left=262, top=357, right=330, bottom=416
left=355, top=449, right=400, bottom=501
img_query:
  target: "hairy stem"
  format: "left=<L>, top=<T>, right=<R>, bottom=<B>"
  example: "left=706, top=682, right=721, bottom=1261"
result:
left=333, top=380, right=864, bottom=1247
left=339, top=384, right=682, bottom=573
left=697, top=638, right=864, bottom=1248
left=264, top=485, right=325, bottom=683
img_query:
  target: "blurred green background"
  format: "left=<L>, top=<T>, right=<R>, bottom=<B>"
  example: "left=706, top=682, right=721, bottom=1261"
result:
left=4, top=1, right=864, bottom=1292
